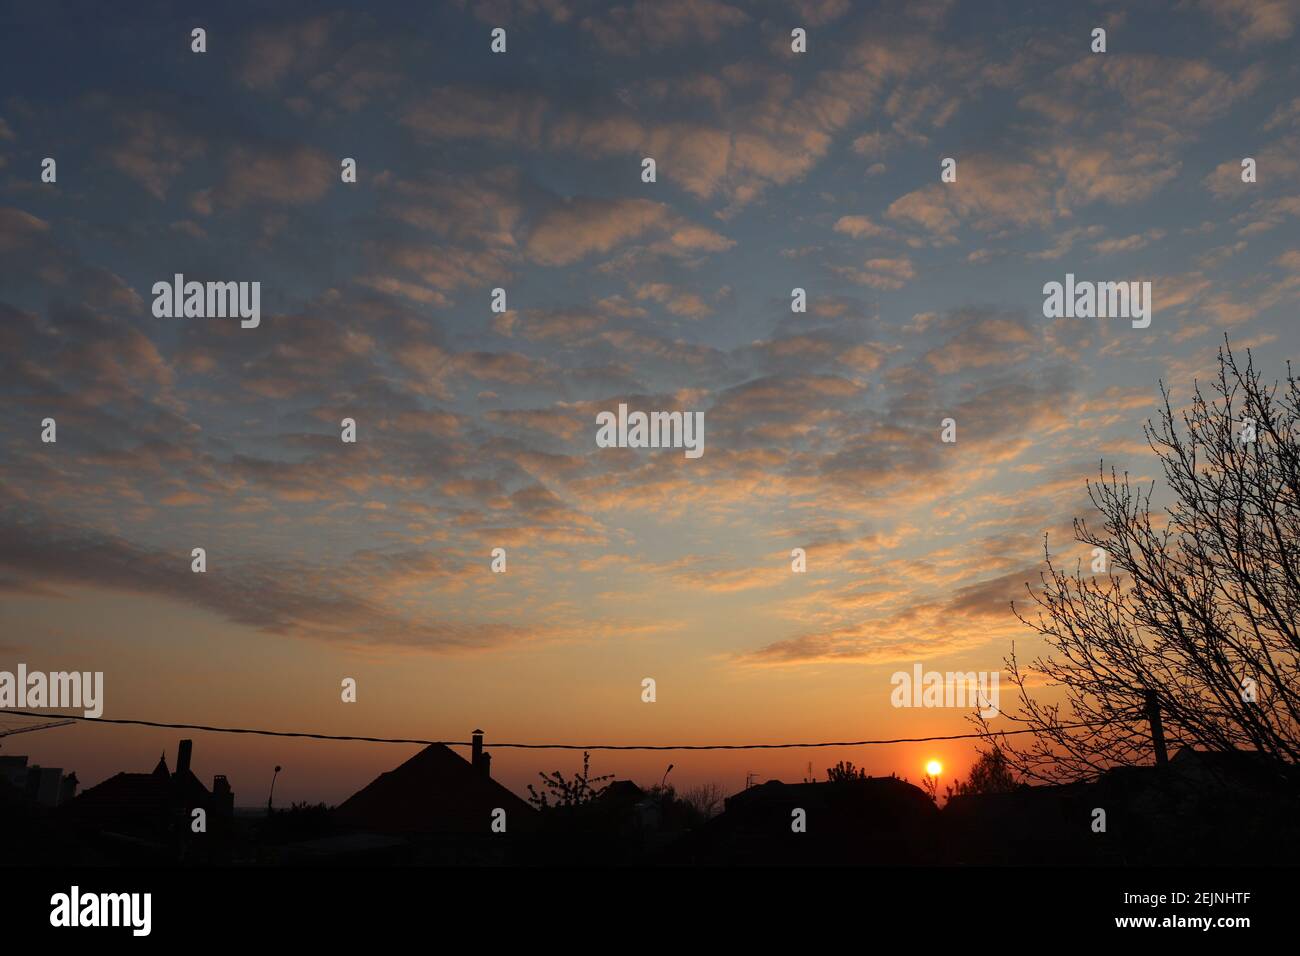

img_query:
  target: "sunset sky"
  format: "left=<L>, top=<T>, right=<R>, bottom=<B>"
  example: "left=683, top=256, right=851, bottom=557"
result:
left=1, top=0, right=1298, bottom=807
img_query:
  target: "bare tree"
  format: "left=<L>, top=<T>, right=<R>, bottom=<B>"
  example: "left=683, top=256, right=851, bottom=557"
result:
left=920, top=772, right=939, bottom=805
left=983, top=339, right=1300, bottom=783
left=526, top=751, right=613, bottom=809
left=680, top=782, right=725, bottom=820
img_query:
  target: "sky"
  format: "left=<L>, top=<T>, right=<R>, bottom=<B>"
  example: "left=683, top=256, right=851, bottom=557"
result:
left=1, top=0, right=1298, bottom=807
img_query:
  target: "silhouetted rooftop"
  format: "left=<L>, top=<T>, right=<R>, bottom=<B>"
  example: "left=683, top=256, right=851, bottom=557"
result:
left=334, top=744, right=536, bottom=834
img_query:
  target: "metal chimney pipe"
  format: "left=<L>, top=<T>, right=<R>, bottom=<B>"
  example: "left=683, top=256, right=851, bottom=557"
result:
left=471, top=729, right=484, bottom=772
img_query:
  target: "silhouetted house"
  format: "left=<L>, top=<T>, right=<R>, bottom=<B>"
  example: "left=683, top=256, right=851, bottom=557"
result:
left=669, top=775, right=940, bottom=864
left=0, top=754, right=26, bottom=789
left=1167, top=744, right=1296, bottom=791
left=599, top=780, right=655, bottom=826
left=64, top=739, right=235, bottom=859
left=334, top=730, right=536, bottom=837
left=600, top=779, right=645, bottom=808
left=507, top=778, right=690, bottom=864
left=941, top=746, right=1300, bottom=865
left=941, top=778, right=1096, bottom=864
left=0, top=755, right=78, bottom=807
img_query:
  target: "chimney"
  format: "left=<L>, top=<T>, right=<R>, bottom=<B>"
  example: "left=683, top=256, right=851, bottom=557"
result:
left=59, top=772, right=78, bottom=807
left=177, top=739, right=193, bottom=777
left=213, top=775, right=234, bottom=816
left=471, top=729, right=489, bottom=776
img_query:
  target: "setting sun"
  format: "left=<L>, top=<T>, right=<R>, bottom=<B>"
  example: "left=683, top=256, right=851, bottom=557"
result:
left=925, top=760, right=943, bottom=777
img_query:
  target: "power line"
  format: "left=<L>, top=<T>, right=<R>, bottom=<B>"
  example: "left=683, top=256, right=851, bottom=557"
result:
left=0, top=710, right=1134, bottom=750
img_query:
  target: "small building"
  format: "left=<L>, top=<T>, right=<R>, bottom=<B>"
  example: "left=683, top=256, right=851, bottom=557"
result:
left=668, top=775, right=940, bottom=864
left=0, top=754, right=78, bottom=807
left=66, top=739, right=234, bottom=839
left=940, top=746, right=1300, bottom=864
left=334, top=729, right=535, bottom=836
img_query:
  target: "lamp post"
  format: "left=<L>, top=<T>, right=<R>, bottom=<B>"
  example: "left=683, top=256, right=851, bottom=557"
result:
left=268, top=764, right=282, bottom=814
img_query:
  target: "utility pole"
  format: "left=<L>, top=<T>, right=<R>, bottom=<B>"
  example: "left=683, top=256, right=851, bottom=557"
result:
left=1144, top=690, right=1168, bottom=766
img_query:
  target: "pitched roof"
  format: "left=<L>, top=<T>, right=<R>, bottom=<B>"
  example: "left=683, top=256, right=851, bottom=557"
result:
left=68, top=772, right=174, bottom=817
left=68, top=748, right=218, bottom=820
left=1170, top=746, right=1296, bottom=788
left=334, top=744, right=537, bottom=834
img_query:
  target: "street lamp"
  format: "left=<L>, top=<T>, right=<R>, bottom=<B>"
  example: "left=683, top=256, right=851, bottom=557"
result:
left=268, top=764, right=282, bottom=813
